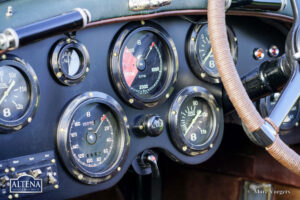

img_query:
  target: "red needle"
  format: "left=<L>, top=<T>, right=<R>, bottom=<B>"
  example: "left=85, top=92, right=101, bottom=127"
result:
left=151, top=42, right=155, bottom=48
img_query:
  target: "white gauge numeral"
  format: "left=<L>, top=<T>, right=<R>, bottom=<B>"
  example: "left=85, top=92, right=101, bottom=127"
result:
left=104, top=126, right=110, bottom=131
left=3, top=108, right=11, bottom=118
left=74, top=121, right=81, bottom=127
left=70, top=132, right=78, bottom=138
left=209, top=60, right=215, bottom=68
left=86, top=158, right=93, bottom=164
left=86, top=112, right=91, bottom=117
left=137, top=40, right=142, bottom=45
left=78, top=153, right=84, bottom=159
left=193, top=101, right=198, bottom=106
left=190, top=133, right=197, bottom=142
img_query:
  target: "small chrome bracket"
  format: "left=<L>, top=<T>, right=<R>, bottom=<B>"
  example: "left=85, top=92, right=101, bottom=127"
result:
left=252, top=121, right=277, bottom=147
left=129, top=0, right=171, bottom=11
left=225, top=0, right=232, bottom=10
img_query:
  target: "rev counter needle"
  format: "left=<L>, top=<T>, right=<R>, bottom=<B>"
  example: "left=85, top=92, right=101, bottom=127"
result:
left=144, top=42, right=155, bottom=60
left=0, top=80, right=16, bottom=105
left=94, top=114, right=106, bottom=134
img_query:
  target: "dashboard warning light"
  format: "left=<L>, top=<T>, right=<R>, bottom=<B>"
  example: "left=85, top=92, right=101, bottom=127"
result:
left=268, top=45, right=280, bottom=57
left=254, top=48, right=265, bottom=60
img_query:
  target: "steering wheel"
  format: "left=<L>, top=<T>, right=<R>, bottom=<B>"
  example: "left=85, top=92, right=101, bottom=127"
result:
left=208, top=0, right=300, bottom=175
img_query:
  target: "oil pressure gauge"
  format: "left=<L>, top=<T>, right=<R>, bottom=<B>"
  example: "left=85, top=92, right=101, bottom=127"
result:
left=50, top=38, right=90, bottom=86
left=169, top=86, right=222, bottom=156
left=0, top=55, right=39, bottom=132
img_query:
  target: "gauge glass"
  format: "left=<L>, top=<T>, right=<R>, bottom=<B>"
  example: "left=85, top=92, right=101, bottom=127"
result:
left=0, top=66, right=30, bottom=121
left=120, top=31, right=171, bottom=99
left=69, top=102, right=120, bottom=173
left=196, top=24, right=237, bottom=78
left=59, top=48, right=82, bottom=76
left=179, top=97, right=213, bottom=146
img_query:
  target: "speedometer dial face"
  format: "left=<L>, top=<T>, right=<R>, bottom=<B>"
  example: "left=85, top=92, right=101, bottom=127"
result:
left=110, top=22, right=178, bottom=109
left=57, top=92, right=129, bottom=184
left=69, top=102, right=119, bottom=172
left=187, top=23, right=237, bottom=83
left=169, top=86, right=222, bottom=156
left=179, top=97, right=213, bottom=146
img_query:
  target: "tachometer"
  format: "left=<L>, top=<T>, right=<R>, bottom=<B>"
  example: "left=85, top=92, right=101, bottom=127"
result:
left=110, top=22, right=178, bottom=109
left=0, top=55, right=39, bottom=132
left=187, top=22, right=237, bottom=83
left=57, top=92, right=129, bottom=184
left=169, top=86, right=222, bottom=156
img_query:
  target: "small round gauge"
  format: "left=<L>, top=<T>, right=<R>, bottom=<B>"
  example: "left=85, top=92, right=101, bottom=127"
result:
left=0, top=55, right=39, bottom=132
left=57, top=92, right=129, bottom=184
left=259, top=93, right=300, bottom=131
left=187, top=22, right=238, bottom=83
left=110, top=22, right=178, bottom=109
left=50, top=38, right=90, bottom=86
left=169, top=86, right=222, bottom=156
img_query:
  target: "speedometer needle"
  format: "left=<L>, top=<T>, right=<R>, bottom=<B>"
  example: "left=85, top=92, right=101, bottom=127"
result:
left=144, top=42, right=155, bottom=60
left=94, top=115, right=106, bottom=134
left=202, top=48, right=213, bottom=66
left=184, top=110, right=202, bottom=136
left=0, top=80, right=15, bottom=105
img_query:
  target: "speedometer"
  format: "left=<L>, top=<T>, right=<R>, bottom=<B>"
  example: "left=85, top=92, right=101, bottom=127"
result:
left=110, top=22, right=178, bottom=109
left=187, top=22, right=238, bottom=83
left=57, top=92, right=129, bottom=184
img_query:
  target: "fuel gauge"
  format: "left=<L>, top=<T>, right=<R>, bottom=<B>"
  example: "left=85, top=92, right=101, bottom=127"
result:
left=50, top=38, right=90, bottom=86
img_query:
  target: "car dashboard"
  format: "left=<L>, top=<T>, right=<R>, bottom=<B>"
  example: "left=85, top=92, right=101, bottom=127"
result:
left=0, top=0, right=297, bottom=199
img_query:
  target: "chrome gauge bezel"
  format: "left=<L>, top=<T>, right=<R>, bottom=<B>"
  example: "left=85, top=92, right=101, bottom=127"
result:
left=168, top=86, right=221, bottom=156
left=187, top=21, right=238, bottom=83
left=110, top=21, right=178, bottom=109
left=57, top=91, right=130, bottom=184
left=50, top=38, right=90, bottom=86
left=0, top=55, right=39, bottom=132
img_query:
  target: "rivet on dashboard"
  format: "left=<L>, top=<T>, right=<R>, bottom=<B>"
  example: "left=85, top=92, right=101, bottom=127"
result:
left=27, top=117, right=32, bottom=123
left=86, top=67, right=89, bottom=73
left=33, top=75, right=37, bottom=81
left=56, top=72, right=62, bottom=78
left=14, top=194, right=19, bottom=199
left=141, top=20, right=145, bottom=25
left=123, top=117, right=128, bottom=123
left=182, top=146, right=187, bottom=151
left=60, top=128, right=64, bottom=133
left=172, top=111, right=176, bottom=115
left=10, top=167, right=15, bottom=172
left=296, top=122, right=299, bottom=127
left=129, top=99, right=134, bottom=104
left=78, top=174, right=83, bottom=180
left=201, top=73, right=206, bottom=78
left=89, top=92, right=93, bottom=97
left=66, top=38, right=71, bottom=44
left=1, top=54, right=6, bottom=60
left=193, top=87, right=198, bottom=92
left=166, top=93, right=170, bottom=98
left=216, top=107, right=220, bottom=112
left=209, top=144, right=214, bottom=148
left=192, top=37, right=196, bottom=41
left=7, top=195, right=13, bottom=200
left=139, top=125, right=144, bottom=130
left=51, top=159, right=56, bottom=164
left=117, top=167, right=121, bottom=172
left=4, top=168, right=9, bottom=173
left=54, top=184, right=59, bottom=189
left=113, top=52, right=118, bottom=57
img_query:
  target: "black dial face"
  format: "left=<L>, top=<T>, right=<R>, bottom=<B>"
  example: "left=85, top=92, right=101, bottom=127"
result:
left=179, top=97, right=213, bottom=146
left=69, top=102, right=120, bottom=174
left=268, top=93, right=300, bottom=129
left=196, top=24, right=236, bottom=78
left=0, top=66, right=30, bottom=121
left=120, top=31, right=171, bottom=99
left=59, top=48, right=82, bottom=77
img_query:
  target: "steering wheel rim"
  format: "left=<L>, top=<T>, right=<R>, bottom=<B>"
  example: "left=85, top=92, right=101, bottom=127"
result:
left=207, top=0, right=300, bottom=176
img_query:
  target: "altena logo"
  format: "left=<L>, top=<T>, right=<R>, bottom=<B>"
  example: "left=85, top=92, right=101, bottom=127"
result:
left=9, top=175, right=43, bottom=193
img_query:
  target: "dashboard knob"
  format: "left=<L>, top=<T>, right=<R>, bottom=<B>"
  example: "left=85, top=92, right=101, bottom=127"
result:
left=134, top=114, right=164, bottom=137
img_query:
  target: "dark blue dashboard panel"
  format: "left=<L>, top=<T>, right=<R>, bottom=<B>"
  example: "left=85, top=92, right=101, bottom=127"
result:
left=0, top=16, right=287, bottom=199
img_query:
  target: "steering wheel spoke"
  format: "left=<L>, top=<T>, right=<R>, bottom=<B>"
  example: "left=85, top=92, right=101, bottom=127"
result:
left=269, top=66, right=300, bottom=128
